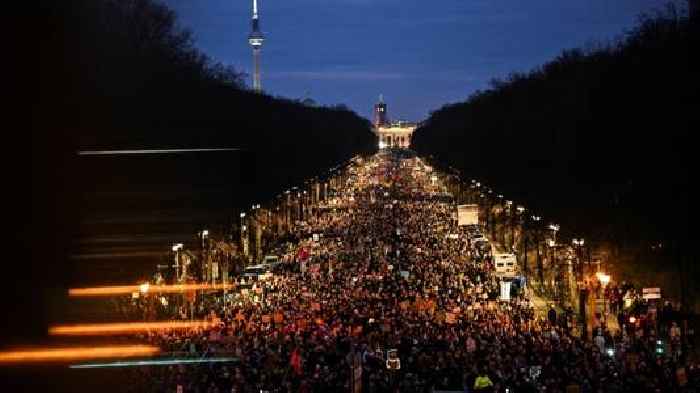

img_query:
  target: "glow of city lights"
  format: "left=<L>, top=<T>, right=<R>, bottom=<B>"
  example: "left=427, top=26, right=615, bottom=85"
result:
left=49, top=321, right=216, bottom=336
left=0, top=345, right=160, bottom=363
left=596, top=272, right=611, bottom=286
left=69, top=283, right=236, bottom=297
left=549, top=224, right=560, bottom=231
left=70, top=357, right=238, bottom=369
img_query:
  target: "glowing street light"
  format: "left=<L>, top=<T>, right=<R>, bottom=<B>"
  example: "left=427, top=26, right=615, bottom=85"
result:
left=596, top=272, right=611, bottom=286
left=172, top=243, right=183, bottom=282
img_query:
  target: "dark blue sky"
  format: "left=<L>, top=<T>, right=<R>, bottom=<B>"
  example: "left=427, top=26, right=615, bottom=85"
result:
left=164, top=0, right=683, bottom=121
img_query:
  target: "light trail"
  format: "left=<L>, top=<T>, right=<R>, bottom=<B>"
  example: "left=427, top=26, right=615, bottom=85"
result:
left=0, top=345, right=160, bottom=363
left=68, top=283, right=236, bottom=297
left=70, top=357, right=238, bottom=369
left=49, top=321, right=216, bottom=336
left=77, top=148, right=241, bottom=156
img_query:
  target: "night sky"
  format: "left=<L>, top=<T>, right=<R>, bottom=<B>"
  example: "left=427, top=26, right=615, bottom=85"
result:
left=163, top=0, right=685, bottom=121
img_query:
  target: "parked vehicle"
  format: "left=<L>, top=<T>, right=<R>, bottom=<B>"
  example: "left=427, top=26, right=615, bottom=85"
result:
left=242, top=265, right=268, bottom=280
left=494, top=253, right=518, bottom=278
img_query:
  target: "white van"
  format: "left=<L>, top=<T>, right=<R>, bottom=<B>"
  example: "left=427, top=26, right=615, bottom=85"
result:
left=263, top=255, right=279, bottom=266
left=242, top=264, right=267, bottom=280
left=493, top=253, right=517, bottom=278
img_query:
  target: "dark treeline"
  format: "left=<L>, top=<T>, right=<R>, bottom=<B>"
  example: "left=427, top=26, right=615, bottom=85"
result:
left=37, top=0, right=375, bottom=199
left=22, top=0, right=375, bottom=342
left=412, top=7, right=695, bottom=297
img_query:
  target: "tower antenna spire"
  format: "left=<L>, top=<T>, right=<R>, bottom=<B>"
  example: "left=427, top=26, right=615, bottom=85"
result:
left=248, top=0, right=265, bottom=92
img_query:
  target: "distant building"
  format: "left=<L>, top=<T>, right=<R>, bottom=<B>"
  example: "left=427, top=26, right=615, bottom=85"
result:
left=377, top=121, right=416, bottom=149
left=373, top=94, right=388, bottom=128
left=372, top=95, right=416, bottom=149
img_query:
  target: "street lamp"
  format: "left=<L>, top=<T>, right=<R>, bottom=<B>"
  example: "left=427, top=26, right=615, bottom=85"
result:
left=518, top=207, right=528, bottom=275
left=596, top=272, right=611, bottom=328
left=201, top=230, right=210, bottom=283
left=572, top=238, right=585, bottom=281
left=549, top=223, right=560, bottom=234
left=504, top=200, right=513, bottom=248
left=530, top=216, right=543, bottom=289
left=172, top=243, right=183, bottom=282
left=596, top=272, right=610, bottom=286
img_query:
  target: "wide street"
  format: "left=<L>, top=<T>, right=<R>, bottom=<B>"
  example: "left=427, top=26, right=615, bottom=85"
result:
left=50, top=149, right=674, bottom=393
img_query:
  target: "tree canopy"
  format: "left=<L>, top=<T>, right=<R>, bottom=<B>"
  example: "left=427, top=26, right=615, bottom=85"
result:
left=413, top=7, right=694, bottom=252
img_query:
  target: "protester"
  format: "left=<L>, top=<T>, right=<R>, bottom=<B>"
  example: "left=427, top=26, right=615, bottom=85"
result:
left=117, top=151, right=698, bottom=393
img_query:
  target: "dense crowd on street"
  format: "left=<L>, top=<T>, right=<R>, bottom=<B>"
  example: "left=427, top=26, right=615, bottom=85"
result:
left=121, top=151, right=698, bottom=393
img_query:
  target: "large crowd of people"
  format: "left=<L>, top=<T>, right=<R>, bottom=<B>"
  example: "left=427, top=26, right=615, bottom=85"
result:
left=121, top=151, right=698, bottom=393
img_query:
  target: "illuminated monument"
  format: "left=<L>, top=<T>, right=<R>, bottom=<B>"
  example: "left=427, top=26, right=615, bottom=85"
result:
left=372, top=95, right=416, bottom=149
left=248, top=0, right=265, bottom=92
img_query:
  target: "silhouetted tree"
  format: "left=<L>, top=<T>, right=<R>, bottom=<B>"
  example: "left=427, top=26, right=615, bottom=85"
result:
left=413, top=7, right=694, bottom=287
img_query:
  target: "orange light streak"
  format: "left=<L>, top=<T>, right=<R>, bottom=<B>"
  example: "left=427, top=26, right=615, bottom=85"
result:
left=68, top=283, right=236, bottom=297
left=49, top=321, right=216, bottom=336
left=0, top=345, right=160, bottom=363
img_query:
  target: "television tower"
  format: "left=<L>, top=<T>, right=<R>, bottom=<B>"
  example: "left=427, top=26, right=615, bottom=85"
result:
left=248, top=0, right=265, bottom=92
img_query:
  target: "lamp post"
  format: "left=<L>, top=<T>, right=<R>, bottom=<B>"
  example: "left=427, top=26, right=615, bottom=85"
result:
left=200, top=229, right=210, bottom=283
left=504, top=200, right=512, bottom=249
left=517, top=206, right=526, bottom=274
left=596, top=272, right=611, bottom=330
left=532, top=216, right=543, bottom=291
left=240, top=212, right=248, bottom=262
left=572, top=238, right=585, bottom=281
left=547, top=238, right=557, bottom=298
left=172, top=243, right=183, bottom=282
left=496, top=194, right=504, bottom=243
left=572, top=238, right=586, bottom=337
left=548, top=224, right=560, bottom=297
left=252, top=204, right=262, bottom=263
